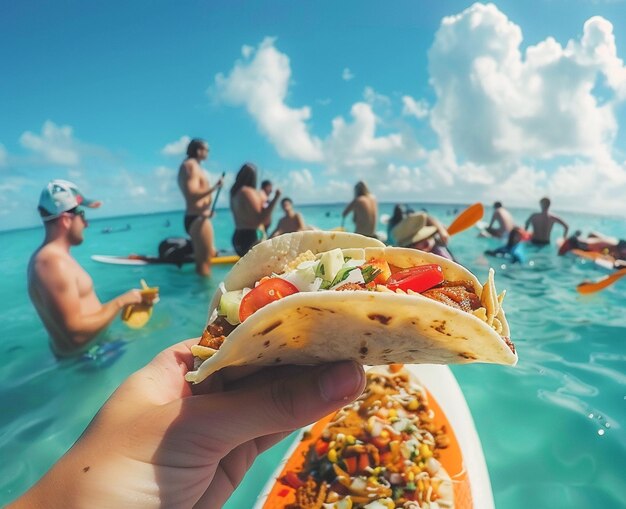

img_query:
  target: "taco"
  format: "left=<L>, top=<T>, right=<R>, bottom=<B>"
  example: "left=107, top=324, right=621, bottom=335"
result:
left=185, top=231, right=516, bottom=384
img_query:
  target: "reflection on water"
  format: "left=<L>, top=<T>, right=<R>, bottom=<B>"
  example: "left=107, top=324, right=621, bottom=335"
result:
left=0, top=205, right=624, bottom=508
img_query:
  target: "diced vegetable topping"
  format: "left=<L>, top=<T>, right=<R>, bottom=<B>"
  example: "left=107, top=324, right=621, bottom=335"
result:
left=385, top=264, right=444, bottom=293
left=218, top=290, right=245, bottom=325
left=238, top=278, right=299, bottom=322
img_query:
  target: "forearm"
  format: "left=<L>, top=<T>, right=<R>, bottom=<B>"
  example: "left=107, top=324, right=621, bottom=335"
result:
left=66, top=298, right=125, bottom=345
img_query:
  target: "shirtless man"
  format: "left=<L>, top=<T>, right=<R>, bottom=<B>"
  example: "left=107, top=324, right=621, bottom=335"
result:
left=177, top=139, right=224, bottom=276
left=342, top=181, right=378, bottom=237
left=524, top=197, right=569, bottom=245
left=27, top=180, right=148, bottom=357
left=230, top=163, right=281, bottom=256
left=484, top=201, right=514, bottom=238
left=270, top=197, right=306, bottom=238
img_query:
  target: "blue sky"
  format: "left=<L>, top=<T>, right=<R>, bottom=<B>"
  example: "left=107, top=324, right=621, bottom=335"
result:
left=2, top=0, right=626, bottom=230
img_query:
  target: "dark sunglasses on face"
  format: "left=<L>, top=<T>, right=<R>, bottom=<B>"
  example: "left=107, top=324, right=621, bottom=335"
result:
left=66, top=206, right=86, bottom=220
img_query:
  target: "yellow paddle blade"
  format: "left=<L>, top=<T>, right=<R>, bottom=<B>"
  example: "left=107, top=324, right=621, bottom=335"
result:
left=447, top=203, right=484, bottom=236
left=122, top=304, right=153, bottom=328
left=577, top=268, right=626, bottom=294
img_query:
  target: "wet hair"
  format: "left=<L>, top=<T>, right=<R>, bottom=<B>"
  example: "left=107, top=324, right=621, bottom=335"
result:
left=261, top=180, right=272, bottom=190
left=230, top=162, right=258, bottom=197
left=494, top=201, right=502, bottom=208
left=540, top=197, right=551, bottom=209
left=389, top=204, right=405, bottom=230
left=354, top=181, right=370, bottom=197
left=281, top=197, right=293, bottom=206
left=186, top=138, right=208, bottom=158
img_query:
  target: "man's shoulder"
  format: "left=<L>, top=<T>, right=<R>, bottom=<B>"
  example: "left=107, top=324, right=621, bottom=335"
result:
left=32, top=247, right=76, bottom=275
left=180, top=158, right=200, bottom=174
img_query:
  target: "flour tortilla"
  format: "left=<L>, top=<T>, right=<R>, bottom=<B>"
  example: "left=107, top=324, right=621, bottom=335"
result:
left=186, top=232, right=516, bottom=383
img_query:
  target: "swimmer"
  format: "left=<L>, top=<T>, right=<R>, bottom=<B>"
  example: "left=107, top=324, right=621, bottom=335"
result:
left=342, top=181, right=378, bottom=238
left=482, top=201, right=515, bottom=238
left=270, top=197, right=306, bottom=238
left=485, top=227, right=526, bottom=264
left=524, top=197, right=569, bottom=245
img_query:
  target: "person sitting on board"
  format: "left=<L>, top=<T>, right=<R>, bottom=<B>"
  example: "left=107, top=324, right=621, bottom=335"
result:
left=342, top=180, right=379, bottom=238
left=524, top=197, right=569, bottom=246
left=27, top=180, right=151, bottom=358
left=485, top=227, right=527, bottom=264
left=269, top=197, right=307, bottom=238
left=177, top=138, right=224, bottom=276
left=392, top=211, right=454, bottom=260
left=7, top=339, right=365, bottom=509
left=559, top=230, right=626, bottom=261
left=230, top=162, right=282, bottom=256
left=481, top=201, right=515, bottom=238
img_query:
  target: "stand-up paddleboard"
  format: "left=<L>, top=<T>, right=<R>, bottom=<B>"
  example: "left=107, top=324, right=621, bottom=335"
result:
left=91, top=253, right=240, bottom=266
left=568, top=249, right=617, bottom=271
left=254, top=364, right=494, bottom=509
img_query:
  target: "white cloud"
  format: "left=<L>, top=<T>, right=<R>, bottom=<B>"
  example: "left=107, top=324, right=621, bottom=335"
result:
left=19, top=121, right=81, bottom=166
left=402, top=96, right=429, bottom=119
left=342, top=67, right=355, bottom=81
left=0, top=143, right=6, bottom=166
left=323, top=101, right=423, bottom=174
left=161, top=135, right=191, bottom=156
left=214, top=12, right=626, bottom=215
left=278, top=168, right=352, bottom=203
left=214, top=37, right=323, bottom=162
left=363, top=87, right=391, bottom=108
left=214, top=40, right=424, bottom=180
left=428, top=3, right=626, bottom=166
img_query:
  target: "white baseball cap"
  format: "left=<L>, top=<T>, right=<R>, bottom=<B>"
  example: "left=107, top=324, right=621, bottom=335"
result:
left=38, top=179, right=100, bottom=222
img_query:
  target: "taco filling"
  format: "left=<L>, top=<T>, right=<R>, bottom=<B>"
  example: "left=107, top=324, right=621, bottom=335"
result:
left=191, top=247, right=513, bottom=363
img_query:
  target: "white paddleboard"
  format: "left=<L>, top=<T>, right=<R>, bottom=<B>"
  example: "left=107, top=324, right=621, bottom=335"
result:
left=91, top=255, right=149, bottom=266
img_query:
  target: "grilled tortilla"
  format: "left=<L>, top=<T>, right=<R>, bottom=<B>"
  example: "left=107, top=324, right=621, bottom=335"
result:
left=186, top=231, right=516, bottom=383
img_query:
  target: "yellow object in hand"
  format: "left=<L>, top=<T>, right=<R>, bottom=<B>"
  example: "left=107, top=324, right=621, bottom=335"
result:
left=122, top=280, right=159, bottom=328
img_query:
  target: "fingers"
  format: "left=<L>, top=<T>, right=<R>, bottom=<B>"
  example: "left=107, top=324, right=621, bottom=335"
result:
left=177, top=361, right=365, bottom=455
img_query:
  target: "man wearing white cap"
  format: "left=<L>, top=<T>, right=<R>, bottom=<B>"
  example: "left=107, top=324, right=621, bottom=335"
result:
left=27, top=180, right=147, bottom=357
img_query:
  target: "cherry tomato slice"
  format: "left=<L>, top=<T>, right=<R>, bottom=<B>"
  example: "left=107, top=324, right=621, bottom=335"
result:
left=239, top=278, right=299, bottom=322
left=362, top=258, right=392, bottom=284
left=385, top=264, right=443, bottom=293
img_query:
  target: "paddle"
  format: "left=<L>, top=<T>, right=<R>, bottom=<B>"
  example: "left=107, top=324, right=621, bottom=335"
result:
left=210, top=172, right=226, bottom=217
left=577, top=268, right=626, bottom=294
left=447, top=203, right=484, bottom=236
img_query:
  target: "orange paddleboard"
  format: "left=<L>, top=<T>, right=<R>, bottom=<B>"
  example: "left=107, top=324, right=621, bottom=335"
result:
left=254, top=365, right=494, bottom=508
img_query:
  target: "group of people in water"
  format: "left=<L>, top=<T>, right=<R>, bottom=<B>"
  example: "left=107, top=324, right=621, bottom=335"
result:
left=29, top=137, right=620, bottom=360
left=16, top=136, right=625, bottom=509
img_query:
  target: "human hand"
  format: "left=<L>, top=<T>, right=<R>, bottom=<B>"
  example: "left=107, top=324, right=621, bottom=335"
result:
left=12, top=339, right=365, bottom=509
left=274, top=188, right=282, bottom=199
left=119, top=289, right=143, bottom=307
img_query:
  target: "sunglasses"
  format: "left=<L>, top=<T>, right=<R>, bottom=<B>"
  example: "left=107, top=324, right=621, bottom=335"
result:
left=65, top=206, right=86, bottom=220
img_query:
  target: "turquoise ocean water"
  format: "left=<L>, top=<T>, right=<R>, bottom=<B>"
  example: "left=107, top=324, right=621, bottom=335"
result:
left=1, top=203, right=624, bottom=508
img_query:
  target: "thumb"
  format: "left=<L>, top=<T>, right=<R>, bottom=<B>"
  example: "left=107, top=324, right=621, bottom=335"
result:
left=176, top=361, right=365, bottom=456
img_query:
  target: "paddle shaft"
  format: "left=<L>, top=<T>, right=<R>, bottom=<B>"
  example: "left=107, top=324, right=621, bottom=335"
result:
left=210, top=172, right=226, bottom=216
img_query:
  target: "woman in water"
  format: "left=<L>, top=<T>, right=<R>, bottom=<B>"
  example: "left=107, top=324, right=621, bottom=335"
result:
left=229, top=163, right=281, bottom=256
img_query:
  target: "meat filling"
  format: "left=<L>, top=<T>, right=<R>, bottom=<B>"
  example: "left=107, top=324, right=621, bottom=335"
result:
left=422, top=280, right=482, bottom=313
left=199, top=316, right=237, bottom=349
